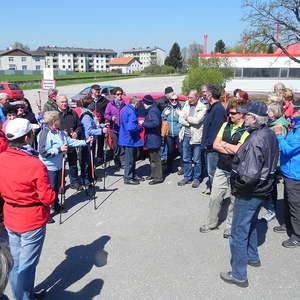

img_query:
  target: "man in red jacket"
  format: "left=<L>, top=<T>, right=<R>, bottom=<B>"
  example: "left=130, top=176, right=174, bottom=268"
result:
left=0, top=118, right=56, bottom=300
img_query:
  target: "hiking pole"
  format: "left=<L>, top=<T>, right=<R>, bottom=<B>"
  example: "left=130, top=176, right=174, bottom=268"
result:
left=103, top=125, right=110, bottom=191
left=89, top=144, right=97, bottom=210
left=60, top=153, right=66, bottom=225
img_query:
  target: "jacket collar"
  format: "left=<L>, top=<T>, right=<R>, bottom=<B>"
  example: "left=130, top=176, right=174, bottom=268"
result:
left=247, top=123, right=266, bottom=133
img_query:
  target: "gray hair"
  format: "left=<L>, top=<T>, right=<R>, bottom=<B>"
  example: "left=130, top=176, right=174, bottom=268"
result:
left=268, top=102, right=283, bottom=119
left=189, top=89, right=198, bottom=97
left=0, top=93, right=8, bottom=100
left=273, top=82, right=286, bottom=94
left=129, top=96, right=140, bottom=105
left=56, top=94, right=68, bottom=103
left=248, top=112, right=268, bottom=125
left=43, top=111, right=60, bottom=125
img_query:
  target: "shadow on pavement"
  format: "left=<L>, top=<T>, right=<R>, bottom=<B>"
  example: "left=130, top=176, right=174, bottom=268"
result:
left=36, top=235, right=110, bottom=299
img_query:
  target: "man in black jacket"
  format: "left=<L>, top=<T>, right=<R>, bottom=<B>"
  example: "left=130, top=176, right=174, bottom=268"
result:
left=88, top=84, right=109, bottom=161
left=201, top=85, right=227, bottom=194
left=57, top=95, right=84, bottom=190
left=220, top=101, right=279, bottom=288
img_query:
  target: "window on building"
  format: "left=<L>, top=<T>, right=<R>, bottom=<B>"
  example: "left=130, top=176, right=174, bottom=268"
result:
left=68, top=59, right=71, bottom=63
left=34, top=57, right=40, bottom=62
left=81, top=59, right=84, bottom=63
left=36, top=65, right=41, bottom=70
left=62, top=65, right=65, bottom=69
left=68, top=65, right=71, bottom=69
left=96, top=60, right=99, bottom=63
left=22, top=65, right=27, bottom=70
left=62, top=59, right=65, bottom=63
left=9, top=57, right=14, bottom=62
left=243, top=68, right=280, bottom=78
left=81, top=66, right=84, bottom=69
left=9, top=64, right=16, bottom=70
left=21, top=57, right=27, bottom=62
left=289, top=68, right=300, bottom=78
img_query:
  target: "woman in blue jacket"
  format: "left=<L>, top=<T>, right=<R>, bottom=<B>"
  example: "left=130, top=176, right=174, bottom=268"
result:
left=162, top=93, right=182, bottom=175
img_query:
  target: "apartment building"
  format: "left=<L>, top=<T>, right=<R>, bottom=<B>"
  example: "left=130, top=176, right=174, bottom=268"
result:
left=122, top=47, right=166, bottom=69
left=37, top=46, right=117, bottom=72
left=0, top=48, right=45, bottom=71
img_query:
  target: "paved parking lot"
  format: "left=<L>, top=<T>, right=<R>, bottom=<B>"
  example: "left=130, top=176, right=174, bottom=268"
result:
left=4, top=77, right=298, bottom=299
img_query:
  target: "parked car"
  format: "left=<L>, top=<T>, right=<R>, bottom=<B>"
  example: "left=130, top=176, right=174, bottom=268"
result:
left=70, top=85, right=116, bottom=107
left=0, top=82, right=24, bottom=100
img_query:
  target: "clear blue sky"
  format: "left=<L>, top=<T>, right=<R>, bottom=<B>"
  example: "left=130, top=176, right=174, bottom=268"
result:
left=2, top=0, right=246, bottom=54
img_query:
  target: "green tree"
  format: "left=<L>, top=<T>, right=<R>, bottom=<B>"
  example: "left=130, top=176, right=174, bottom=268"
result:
left=267, top=44, right=274, bottom=54
left=165, top=42, right=183, bottom=69
left=214, top=40, right=226, bottom=53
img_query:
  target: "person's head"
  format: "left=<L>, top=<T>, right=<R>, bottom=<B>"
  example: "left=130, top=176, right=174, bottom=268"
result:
left=90, top=84, right=101, bottom=98
left=206, top=85, right=221, bottom=104
left=48, top=88, right=58, bottom=100
left=14, top=102, right=26, bottom=117
left=292, top=100, right=300, bottom=117
left=0, top=93, right=8, bottom=107
left=227, top=99, right=247, bottom=125
left=6, top=118, right=34, bottom=147
left=143, top=95, right=154, bottom=109
left=267, top=102, right=283, bottom=121
left=78, top=96, right=93, bottom=108
left=237, top=100, right=268, bottom=126
left=44, top=111, right=60, bottom=129
left=164, top=86, right=174, bottom=99
left=129, top=96, right=140, bottom=109
left=169, top=93, right=179, bottom=107
left=187, top=89, right=199, bottom=105
left=22, top=98, right=33, bottom=113
left=236, top=90, right=249, bottom=102
left=282, top=88, right=294, bottom=104
left=56, top=94, right=68, bottom=111
left=201, top=84, right=208, bottom=99
left=233, top=88, right=242, bottom=98
left=268, top=93, right=283, bottom=104
left=273, top=82, right=286, bottom=95
left=113, top=87, right=124, bottom=101
left=3, top=104, right=17, bottom=120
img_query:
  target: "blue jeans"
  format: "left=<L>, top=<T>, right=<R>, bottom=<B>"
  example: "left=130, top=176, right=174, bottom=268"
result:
left=205, top=150, right=219, bottom=189
left=182, top=136, right=201, bottom=180
left=7, top=226, right=46, bottom=300
left=230, top=196, right=263, bottom=281
left=47, top=170, right=61, bottom=209
left=160, top=137, right=168, bottom=161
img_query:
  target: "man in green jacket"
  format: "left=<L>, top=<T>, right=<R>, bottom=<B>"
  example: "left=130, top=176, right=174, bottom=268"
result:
left=43, top=88, right=59, bottom=113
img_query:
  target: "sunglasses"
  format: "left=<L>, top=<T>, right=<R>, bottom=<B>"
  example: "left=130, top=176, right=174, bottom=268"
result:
left=228, top=111, right=239, bottom=115
left=171, top=98, right=178, bottom=101
left=115, top=93, right=123, bottom=96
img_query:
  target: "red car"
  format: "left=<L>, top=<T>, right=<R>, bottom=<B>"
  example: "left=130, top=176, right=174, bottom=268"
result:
left=122, top=92, right=187, bottom=104
left=0, top=83, right=24, bottom=100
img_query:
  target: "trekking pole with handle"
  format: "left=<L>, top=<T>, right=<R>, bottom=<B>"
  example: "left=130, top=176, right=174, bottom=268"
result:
left=59, top=152, right=66, bottom=225
left=103, top=131, right=109, bottom=191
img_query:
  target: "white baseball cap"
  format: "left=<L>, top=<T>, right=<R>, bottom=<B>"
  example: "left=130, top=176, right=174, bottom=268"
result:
left=6, top=118, right=33, bottom=141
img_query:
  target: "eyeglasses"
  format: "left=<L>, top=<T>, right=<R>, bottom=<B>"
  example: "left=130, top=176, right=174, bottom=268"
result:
left=171, top=98, right=178, bottom=101
left=228, top=111, right=239, bottom=115
left=115, top=93, right=123, bottom=96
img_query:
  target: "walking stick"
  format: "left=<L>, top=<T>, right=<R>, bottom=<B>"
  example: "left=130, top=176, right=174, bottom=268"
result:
left=59, top=153, right=66, bottom=225
left=89, top=144, right=97, bottom=209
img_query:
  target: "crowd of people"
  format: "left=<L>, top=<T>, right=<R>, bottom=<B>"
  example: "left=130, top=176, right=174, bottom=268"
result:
left=0, top=80, right=300, bottom=298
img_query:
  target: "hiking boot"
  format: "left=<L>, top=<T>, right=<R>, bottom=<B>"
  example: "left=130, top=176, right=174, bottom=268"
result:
left=202, top=187, right=211, bottom=195
left=220, top=272, right=249, bottom=288
left=273, top=224, right=286, bottom=233
left=192, top=179, right=200, bottom=188
left=282, top=238, right=300, bottom=248
left=149, top=179, right=164, bottom=185
left=177, top=178, right=192, bottom=186
left=262, top=210, right=276, bottom=222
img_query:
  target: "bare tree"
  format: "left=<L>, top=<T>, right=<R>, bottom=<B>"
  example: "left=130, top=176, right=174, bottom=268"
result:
left=242, top=0, right=300, bottom=63
left=9, top=42, right=30, bottom=51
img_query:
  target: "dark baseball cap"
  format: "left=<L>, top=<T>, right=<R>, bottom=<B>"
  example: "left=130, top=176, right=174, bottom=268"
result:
left=237, top=100, right=268, bottom=117
left=91, top=84, right=101, bottom=90
left=143, top=95, right=154, bottom=105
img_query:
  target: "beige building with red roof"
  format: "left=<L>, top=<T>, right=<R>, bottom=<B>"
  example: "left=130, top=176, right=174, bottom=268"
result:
left=109, top=57, right=142, bottom=74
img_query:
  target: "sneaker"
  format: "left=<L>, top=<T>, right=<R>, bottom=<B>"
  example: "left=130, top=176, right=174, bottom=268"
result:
left=192, top=179, right=200, bottom=188
left=177, top=178, right=192, bottom=186
left=248, top=260, right=261, bottom=267
left=202, top=187, right=211, bottom=195
left=220, top=272, right=249, bottom=288
left=273, top=224, right=287, bottom=233
left=262, top=210, right=276, bottom=222
left=282, top=238, right=300, bottom=248
left=199, top=224, right=218, bottom=233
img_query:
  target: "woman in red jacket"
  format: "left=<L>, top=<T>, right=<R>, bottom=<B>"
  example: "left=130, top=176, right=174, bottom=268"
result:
left=0, top=118, right=56, bottom=300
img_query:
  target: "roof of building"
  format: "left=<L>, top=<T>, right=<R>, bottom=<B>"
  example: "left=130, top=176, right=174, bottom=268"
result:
left=0, top=48, right=46, bottom=57
left=110, top=57, right=141, bottom=65
left=123, top=47, right=165, bottom=53
left=37, top=46, right=117, bottom=54
left=199, top=43, right=300, bottom=58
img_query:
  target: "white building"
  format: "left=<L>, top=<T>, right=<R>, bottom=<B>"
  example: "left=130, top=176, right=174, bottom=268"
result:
left=123, top=47, right=166, bottom=69
left=109, top=57, right=142, bottom=74
left=37, top=46, right=117, bottom=72
left=0, top=48, right=45, bottom=71
left=199, top=43, right=300, bottom=92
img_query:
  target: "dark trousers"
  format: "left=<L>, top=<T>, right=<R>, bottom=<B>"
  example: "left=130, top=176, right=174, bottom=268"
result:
left=111, top=132, right=125, bottom=168
left=124, top=147, right=137, bottom=182
left=166, top=136, right=181, bottom=172
left=97, top=135, right=104, bottom=158
left=67, top=149, right=80, bottom=185
left=284, top=177, right=300, bottom=241
left=148, top=148, right=163, bottom=180
left=81, top=144, right=96, bottom=185
left=47, top=170, right=62, bottom=209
